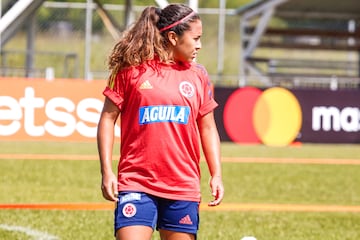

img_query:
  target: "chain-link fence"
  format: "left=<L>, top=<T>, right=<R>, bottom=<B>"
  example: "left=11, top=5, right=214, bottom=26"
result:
left=1, top=1, right=359, bottom=89
left=0, top=1, right=240, bottom=84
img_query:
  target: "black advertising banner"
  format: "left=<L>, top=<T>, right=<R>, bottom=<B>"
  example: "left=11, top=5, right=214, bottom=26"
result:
left=293, top=89, right=360, bottom=143
left=214, top=87, right=233, bottom=142
left=214, top=87, right=360, bottom=145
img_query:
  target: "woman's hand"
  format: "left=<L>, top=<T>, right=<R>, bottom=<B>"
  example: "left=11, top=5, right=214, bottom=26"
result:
left=101, top=171, right=119, bottom=202
left=208, top=175, right=224, bottom=206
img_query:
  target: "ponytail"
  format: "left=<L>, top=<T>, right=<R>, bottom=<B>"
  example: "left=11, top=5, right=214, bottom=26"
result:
left=108, top=6, right=169, bottom=72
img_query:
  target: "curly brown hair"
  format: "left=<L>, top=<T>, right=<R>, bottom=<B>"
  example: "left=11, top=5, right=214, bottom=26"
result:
left=107, top=4, right=200, bottom=73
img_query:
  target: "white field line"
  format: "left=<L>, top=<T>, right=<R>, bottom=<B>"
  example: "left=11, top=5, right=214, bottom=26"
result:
left=0, top=224, right=59, bottom=240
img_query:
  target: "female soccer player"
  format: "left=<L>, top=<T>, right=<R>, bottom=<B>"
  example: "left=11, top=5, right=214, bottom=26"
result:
left=97, top=3, right=224, bottom=240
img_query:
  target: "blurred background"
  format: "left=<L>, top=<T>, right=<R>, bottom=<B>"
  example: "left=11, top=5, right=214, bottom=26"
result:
left=1, top=0, right=360, bottom=145
left=1, top=3, right=359, bottom=239
left=2, top=0, right=359, bottom=88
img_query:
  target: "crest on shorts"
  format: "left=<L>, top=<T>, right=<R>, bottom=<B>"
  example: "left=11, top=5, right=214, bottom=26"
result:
left=122, top=203, right=137, bottom=218
left=179, top=81, right=195, bottom=98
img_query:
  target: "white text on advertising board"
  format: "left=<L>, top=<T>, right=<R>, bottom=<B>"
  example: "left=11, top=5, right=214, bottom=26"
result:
left=312, top=106, right=360, bottom=132
left=0, top=87, right=120, bottom=138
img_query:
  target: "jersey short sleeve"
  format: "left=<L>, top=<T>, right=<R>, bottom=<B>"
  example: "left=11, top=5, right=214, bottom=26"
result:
left=195, top=64, right=218, bottom=117
left=103, top=68, right=127, bottom=111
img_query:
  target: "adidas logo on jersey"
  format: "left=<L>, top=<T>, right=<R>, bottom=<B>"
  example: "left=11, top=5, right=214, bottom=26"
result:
left=179, top=214, right=193, bottom=225
left=139, top=80, right=153, bottom=89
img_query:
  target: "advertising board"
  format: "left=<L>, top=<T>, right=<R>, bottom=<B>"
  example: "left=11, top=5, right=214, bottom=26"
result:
left=1, top=78, right=359, bottom=144
left=0, top=77, right=120, bottom=142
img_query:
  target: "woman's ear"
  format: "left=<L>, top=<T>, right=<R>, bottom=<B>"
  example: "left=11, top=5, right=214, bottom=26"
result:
left=167, top=31, right=178, bottom=46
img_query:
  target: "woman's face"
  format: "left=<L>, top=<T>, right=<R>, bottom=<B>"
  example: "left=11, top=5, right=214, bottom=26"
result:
left=171, top=20, right=202, bottom=63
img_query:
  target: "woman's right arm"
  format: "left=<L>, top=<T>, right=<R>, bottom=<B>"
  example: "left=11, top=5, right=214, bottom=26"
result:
left=97, top=97, right=120, bottom=202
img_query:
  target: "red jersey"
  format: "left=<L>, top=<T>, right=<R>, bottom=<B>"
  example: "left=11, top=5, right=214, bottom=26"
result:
left=103, top=60, right=218, bottom=202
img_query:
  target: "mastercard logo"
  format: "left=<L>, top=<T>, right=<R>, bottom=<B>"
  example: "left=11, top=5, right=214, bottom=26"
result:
left=223, top=87, right=302, bottom=146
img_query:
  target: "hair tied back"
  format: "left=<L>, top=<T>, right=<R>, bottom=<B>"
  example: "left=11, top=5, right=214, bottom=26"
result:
left=159, top=11, right=196, bottom=32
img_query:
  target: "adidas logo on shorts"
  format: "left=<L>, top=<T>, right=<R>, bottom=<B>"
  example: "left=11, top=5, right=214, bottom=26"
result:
left=179, top=214, right=193, bottom=225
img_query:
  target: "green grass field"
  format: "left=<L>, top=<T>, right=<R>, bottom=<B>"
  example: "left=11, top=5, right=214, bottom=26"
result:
left=0, top=141, right=360, bottom=240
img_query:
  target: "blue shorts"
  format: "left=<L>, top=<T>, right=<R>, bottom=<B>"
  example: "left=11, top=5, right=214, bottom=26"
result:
left=114, top=192, right=199, bottom=236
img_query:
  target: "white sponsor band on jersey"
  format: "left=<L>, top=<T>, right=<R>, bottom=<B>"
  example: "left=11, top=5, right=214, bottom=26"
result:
left=139, top=105, right=190, bottom=124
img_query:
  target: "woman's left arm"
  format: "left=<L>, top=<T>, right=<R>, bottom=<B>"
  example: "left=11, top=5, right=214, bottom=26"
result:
left=197, top=111, right=224, bottom=206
